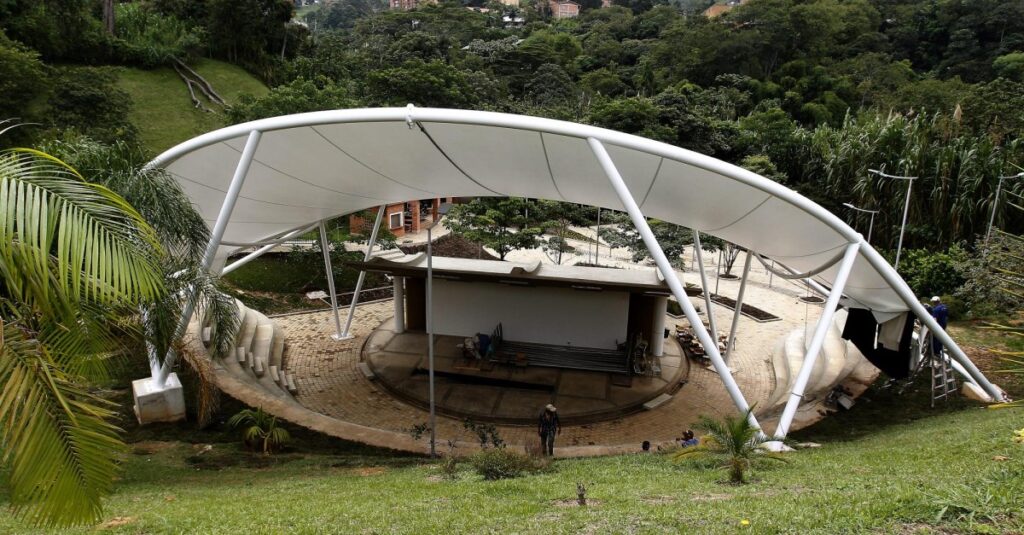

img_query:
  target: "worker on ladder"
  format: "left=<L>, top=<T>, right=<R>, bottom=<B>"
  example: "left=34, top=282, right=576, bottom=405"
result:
left=927, top=296, right=949, bottom=354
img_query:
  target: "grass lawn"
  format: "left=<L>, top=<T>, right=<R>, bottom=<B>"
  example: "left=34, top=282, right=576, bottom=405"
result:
left=0, top=400, right=1021, bottom=534
left=115, top=58, right=268, bottom=155
left=1, top=321, right=1021, bottom=533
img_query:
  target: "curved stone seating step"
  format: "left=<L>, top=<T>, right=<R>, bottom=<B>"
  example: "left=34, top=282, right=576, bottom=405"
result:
left=766, top=333, right=793, bottom=410
left=236, top=308, right=258, bottom=364
left=256, top=367, right=294, bottom=401
left=284, top=372, right=298, bottom=394
left=270, top=324, right=286, bottom=369
left=252, top=322, right=274, bottom=377
left=200, top=299, right=296, bottom=399
left=215, top=332, right=295, bottom=401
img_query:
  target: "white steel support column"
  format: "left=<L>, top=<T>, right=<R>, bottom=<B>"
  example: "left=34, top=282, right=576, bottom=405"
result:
left=692, top=231, right=719, bottom=342
left=774, top=242, right=860, bottom=439
left=858, top=243, right=1005, bottom=401
left=319, top=221, right=343, bottom=339
left=155, top=129, right=261, bottom=387
left=221, top=224, right=319, bottom=276
left=651, top=296, right=668, bottom=357
left=340, top=205, right=387, bottom=339
left=895, top=178, right=913, bottom=269
left=589, top=138, right=762, bottom=431
left=393, top=276, right=405, bottom=333
left=724, top=253, right=752, bottom=364
left=715, top=250, right=722, bottom=294
left=427, top=226, right=437, bottom=457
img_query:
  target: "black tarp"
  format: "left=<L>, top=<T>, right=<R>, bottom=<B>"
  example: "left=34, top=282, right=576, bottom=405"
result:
left=841, top=308, right=916, bottom=379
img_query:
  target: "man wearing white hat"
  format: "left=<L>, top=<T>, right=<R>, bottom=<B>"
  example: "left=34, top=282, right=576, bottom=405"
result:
left=928, top=296, right=949, bottom=354
left=538, top=404, right=561, bottom=456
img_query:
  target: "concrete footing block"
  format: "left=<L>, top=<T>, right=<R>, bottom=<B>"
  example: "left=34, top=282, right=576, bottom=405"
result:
left=962, top=381, right=995, bottom=403
left=132, top=373, right=186, bottom=424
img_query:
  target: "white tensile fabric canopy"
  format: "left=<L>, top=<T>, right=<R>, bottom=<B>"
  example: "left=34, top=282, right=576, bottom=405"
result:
left=153, top=107, right=895, bottom=313
left=149, top=107, right=1004, bottom=423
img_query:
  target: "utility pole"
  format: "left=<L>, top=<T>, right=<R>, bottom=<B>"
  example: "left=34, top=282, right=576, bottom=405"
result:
left=986, top=172, right=1024, bottom=245
left=869, top=169, right=917, bottom=269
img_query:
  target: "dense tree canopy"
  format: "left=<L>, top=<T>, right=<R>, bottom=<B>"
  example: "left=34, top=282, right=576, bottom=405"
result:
left=2, top=0, right=1023, bottom=250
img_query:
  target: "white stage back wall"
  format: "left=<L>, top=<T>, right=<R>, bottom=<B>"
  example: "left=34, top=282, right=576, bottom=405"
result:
left=431, top=280, right=629, bottom=349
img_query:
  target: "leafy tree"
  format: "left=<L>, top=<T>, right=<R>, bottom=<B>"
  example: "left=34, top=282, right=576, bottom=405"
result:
left=0, top=32, right=47, bottom=126
left=443, top=198, right=542, bottom=260
left=994, top=53, right=1024, bottom=82
left=364, top=59, right=483, bottom=107
left=960, top=78, right=1024, bottom=140
left=598, top=212, right=701, bottom=268
left=309, top=0, right=385, bottom=31
left=206, top=0, right=293, bottom=64
left=47, top=67, right=137, bottom=144
left=0, top=145, right=164, bottom=527
left=898, top=246, right=969, bottom=299
left=588, top=97, right=663, bottom=137
left=44, top=135, right=242, bottom=424
left=740, top=154, right=787, bottom=184
left=526, top=63, right=577, bottom=106
left=115, top=2, right=206, bottom=67
left=612, top=0, right=662, bottom=15
left=536, top=200, right=586, bottom=264
left=0, top=0, right=111, bottom=61
left=956, top=232, right=1024, bottom=318
left=228, top=76, right=359, bottom=123
left=580, top=67, right=628, bottom=97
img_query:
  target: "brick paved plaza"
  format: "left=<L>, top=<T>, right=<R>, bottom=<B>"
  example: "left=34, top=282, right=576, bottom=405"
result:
left=198, top=258, right=877, bottom=456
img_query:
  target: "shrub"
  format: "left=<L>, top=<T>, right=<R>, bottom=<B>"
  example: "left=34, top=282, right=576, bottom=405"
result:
left=672, top=408, right=788, bottom=484
left=463, top=419, right=504, bottom=449
left=47, top=67, right=137, bottom=144
left=469, top=448, right=551, bottom=481
left=897, top=245, right=968, bottom=298
left=955, top=233, right=1024, bottom=318
left=0, top=32, right=47, bottom=123
left=115, top=3, right=206, bottom=67
left=228, top=407, right=291, bottom=454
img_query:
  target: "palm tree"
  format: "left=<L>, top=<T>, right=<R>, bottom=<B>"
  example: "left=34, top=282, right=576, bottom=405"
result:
left=672, top=408, right=788, bottom=484
left=44, top=137, right=241, bottom=425
left=0, top=146, right=165, bottom=526
left=228, top=407, right=291, bottom=454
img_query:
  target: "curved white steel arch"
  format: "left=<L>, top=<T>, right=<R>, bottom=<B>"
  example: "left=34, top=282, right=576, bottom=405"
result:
left=149, top=107, right=1006, bottom=434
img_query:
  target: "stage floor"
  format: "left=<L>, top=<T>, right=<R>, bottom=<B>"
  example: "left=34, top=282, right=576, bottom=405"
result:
left=363, top=324, right=688, bottom=424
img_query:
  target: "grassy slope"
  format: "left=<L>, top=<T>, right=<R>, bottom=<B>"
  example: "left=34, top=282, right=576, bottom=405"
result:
left=115, top=58, right=268, bottom=155
left=1, top=372, right=1021, bottom=534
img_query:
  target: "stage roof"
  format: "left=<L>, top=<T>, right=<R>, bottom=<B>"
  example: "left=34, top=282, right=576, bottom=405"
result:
left=347, top=250, right=672, bottom=293
left=150, top=107, right=910, bottom=315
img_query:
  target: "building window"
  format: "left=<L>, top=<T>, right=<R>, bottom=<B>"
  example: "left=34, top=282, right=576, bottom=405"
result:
left=389, top=211, right=403, bottom=230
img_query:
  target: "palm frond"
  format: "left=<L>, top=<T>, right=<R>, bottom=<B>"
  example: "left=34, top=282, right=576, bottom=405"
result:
left=0, top=319, right=123, bottom=527
left=0, top=149, right=164, bottom=306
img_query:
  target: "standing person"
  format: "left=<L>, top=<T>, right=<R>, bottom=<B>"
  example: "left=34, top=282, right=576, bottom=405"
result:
left=928, top=296, right=949, bottom=354
left=538, top=404, right=561, bottom=456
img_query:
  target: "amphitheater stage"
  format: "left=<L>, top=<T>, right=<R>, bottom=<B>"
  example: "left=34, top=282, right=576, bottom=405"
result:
left=363, top=327, right=688, bottom=425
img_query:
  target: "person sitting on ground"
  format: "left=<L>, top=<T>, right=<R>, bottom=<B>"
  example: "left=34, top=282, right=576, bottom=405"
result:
left=680, top=430, right=699, bottom=447
left=538, top=404, right=561, bottom=456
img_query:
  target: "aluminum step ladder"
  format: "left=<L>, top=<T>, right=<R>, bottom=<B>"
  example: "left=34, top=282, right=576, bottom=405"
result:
left=928, top=336, right=958, bottom=407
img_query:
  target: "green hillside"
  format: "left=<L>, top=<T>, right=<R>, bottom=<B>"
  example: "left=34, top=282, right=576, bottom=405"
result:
left=115, top=59, right=268, bottom=155
left=0, top=393, right=1020, bottom=534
